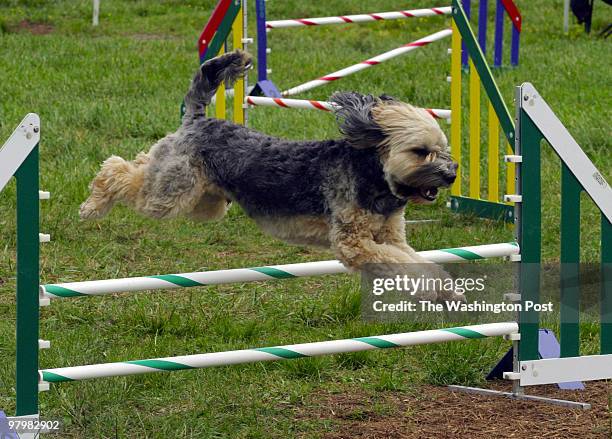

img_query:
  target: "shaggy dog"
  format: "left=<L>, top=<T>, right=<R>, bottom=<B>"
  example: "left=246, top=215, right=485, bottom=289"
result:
left=80, top=50, right=460, bottom=300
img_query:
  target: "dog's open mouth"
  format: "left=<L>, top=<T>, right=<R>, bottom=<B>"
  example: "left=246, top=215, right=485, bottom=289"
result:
left=391, top=181, right=442, bottom=202
left=419, top=187, right=438, bottom=201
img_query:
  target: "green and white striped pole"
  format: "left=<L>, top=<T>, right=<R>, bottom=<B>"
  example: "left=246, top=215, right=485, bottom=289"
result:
left=40, top=322, right=518, bottom=383
left=42, top=242, right=519, bottom=299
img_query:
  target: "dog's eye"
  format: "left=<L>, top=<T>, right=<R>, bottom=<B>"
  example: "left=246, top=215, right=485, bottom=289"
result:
left=413, top=147, right=429, bottom=156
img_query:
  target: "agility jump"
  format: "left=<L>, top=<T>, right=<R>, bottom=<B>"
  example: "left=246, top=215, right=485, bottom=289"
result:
left=2, top=0, right=610, bottom=424
left=4, top=78, right=610, bottom=414
left=264, top=7, right=452, bottom=29
left=41, top=242, right=520, bottom=299
left=40, top=323, right=518, bottom=383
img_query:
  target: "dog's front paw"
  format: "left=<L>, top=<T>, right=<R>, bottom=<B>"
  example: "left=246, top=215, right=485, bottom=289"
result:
left=436, top=287, right=467, bottom=304
left=79, top=198, right=109, bottom=220
left=428, top=266, right=467, bottom=304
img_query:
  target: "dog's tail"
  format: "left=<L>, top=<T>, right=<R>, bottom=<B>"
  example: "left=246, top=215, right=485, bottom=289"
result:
left=183, top=50, right=252, bottom=121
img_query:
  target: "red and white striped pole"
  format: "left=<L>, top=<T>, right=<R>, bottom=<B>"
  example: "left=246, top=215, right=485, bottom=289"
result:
left=245, top=96, right=451, bottom=120
left=265, top=7, right=452, bottom=29
left=246, top=96, right=335, bottom=111
left=282, top=29, right=452, bottom=96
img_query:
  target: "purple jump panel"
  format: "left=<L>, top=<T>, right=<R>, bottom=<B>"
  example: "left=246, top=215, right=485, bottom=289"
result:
left=510, top=25, right=520, bottom=66
left=478, top=0, right=488, bottom=53
left=461, top=0, right=471, bottom=68
left=256, top=0, right=268, bottom=81
left=493, top=0, right=504, bottom=67
left=538, top=329, right=584, bottom=390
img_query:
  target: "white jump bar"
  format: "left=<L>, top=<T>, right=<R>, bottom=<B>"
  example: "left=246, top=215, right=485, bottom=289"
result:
left=519, top=354, right=612, bottom=386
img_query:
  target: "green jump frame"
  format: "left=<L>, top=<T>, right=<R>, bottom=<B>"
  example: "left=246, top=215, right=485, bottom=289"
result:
left=0, top=114, right=42, bottom=417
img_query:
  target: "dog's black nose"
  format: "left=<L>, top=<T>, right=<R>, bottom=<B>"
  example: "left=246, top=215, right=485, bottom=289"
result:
left=445, top=162, right=458, bottom=184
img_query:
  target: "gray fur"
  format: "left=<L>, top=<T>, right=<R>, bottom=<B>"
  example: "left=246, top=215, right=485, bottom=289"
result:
left=330, top=92, right=386, bottom=149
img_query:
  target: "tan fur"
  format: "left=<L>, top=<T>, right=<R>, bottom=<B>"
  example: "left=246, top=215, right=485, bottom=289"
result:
left=375, top=210, right=432, bottom=263
left=372, top=102, right=447, bottom=152
left=189, top=191, right=231, bottom=221
left=372, top=102, right=449, bottom=201
left=329, top=205, right=455, bottom=301
left=330, top=205, right=420, bottom=269
left=255, top=215, right=331, bottom=247
left=80, top=151, right=227, bottom=221
left=139, top=176, right=204, bottom=219
left=79, top=155, right=148, bottom=219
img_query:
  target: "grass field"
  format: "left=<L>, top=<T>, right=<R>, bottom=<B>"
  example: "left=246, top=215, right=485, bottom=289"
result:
left=1, top=0, right=611, bottom=437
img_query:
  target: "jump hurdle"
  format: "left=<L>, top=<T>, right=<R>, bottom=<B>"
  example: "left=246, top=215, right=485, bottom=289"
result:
left=40, top=322, right=518, bottom=383
left=245, top=96, right=452, bottom=120
left=448, top=1, right=517, bottom=222
left=41, top=242, right=519, bottom=299
left=256, top=1, right=520, bottom=96
left=265, top=7, right=452, bottom=29
left=281, top=29, right=452, bottom=96
left=4, top=77, right=611, bottom=418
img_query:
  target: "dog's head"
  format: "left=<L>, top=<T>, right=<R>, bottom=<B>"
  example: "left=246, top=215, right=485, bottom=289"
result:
left=331, top=92, right=458, bottom=203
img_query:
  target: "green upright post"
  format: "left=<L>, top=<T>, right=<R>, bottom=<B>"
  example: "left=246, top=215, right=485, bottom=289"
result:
left=518, top=106, right=542, bottom=362
left=202, top=0, right=242, bottom=63
left=560, top=165, right=581, bottom=357
left=15, top=145, right=40, bottom=416
left=601, top=215, right=612, bottom=354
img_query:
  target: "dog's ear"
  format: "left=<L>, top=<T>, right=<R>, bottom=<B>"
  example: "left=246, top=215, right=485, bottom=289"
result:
left=330, top=92, right=386, bottom=149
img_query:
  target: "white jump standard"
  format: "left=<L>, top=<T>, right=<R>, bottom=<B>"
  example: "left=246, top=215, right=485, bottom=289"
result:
left=41, top=242, right=520, bottom=299
left=40, top=322, right=519, bottom=383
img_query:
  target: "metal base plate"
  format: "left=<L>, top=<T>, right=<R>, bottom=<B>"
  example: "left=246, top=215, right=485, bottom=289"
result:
left=448, top=385, right=591, bottom=410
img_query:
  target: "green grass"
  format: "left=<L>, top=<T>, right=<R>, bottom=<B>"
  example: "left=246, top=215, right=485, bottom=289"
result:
left=0, top=0, right=610, bottom=437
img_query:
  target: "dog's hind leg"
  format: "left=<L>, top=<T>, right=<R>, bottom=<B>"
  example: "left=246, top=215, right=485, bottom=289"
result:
left=79, top=152, right=150, bottom=220
left=188, top=191, right=231, bottom=222
left=129, top=150, right=210, bottom=220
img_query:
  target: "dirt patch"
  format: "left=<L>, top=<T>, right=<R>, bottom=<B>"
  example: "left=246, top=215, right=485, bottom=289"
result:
left=13, top=19, right=54, bottom=35
left=296, top=381, right=611, bottom=438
